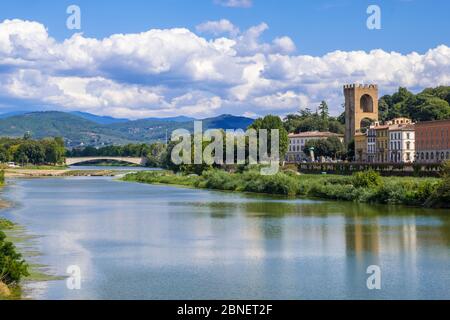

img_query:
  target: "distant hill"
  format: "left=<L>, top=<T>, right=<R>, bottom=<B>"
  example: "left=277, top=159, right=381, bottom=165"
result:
left=0, top=111, right=254, bottom=147
left=70, top=111, right=130, bottom=125
left=202, top=114, right=254, bottom=130
left=143, top=116, right=196, bottom=123
left=0, top=111, right=29, bottom=119
left=0, top=111, right=133, bottom=147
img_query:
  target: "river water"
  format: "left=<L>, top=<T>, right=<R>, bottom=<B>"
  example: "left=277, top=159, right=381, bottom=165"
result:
left=1, top=169, right=449, bottom=300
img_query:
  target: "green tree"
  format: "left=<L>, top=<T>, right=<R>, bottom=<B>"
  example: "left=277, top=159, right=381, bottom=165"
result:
left=410, top=96, right=450, bottom=121
left=327, top=136, right=346, bottom=159
left=302, top=137, right=345, bottom=160
left=284, top=103, right=344, bottom=135
left=0, top=231, right=29, bottom=285
left=249, top=115, right=289, bottom=158
left=0, top=146, right=7, bottom=163
left=146, top=143, right=167, bottom=167
left=23, top=131, right=32, bottom=141
left=318, top=101, right=329, bottom=131
left=14, top=141, right=45, bottom=165
left=378, top=86, right=450, bottom=122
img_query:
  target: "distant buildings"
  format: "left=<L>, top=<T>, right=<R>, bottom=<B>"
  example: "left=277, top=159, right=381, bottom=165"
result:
left=352, top=116, right=450, bottom=164
left=415, top=119, right=450, bottom=163
left=286, top=131, right=344, bottom=162
left=355, top=118, right=415, bottom=163
left=388, top=119, right=415, bottom=163
left=287, top=84, right=450, bottom=164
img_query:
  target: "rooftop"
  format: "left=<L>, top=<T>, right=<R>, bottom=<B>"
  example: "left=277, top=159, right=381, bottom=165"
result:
left=289, top=131, right=344, bottom=138
left=389, top=123, right=415, bottom=131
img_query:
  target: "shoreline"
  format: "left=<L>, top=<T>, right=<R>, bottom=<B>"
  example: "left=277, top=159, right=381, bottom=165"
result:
left=4, top=168, right=120, bottom=178
left=121, top=169, right=448, bottom=209
left=0, top=184, right=64, bottom=300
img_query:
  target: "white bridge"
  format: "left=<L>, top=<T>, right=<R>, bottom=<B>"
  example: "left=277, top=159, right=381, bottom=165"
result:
left=65, top=157, right=147, bottom=166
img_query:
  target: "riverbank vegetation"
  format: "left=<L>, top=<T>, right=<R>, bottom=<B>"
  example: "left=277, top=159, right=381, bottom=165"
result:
left=0, top=136, right=65, bottom=166
left=122, top=165, right=449, bottom=208
left=0, top=218, right=29, bottom=299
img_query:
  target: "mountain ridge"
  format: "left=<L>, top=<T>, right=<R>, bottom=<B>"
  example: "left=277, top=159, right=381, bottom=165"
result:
left=0, top=111, right=254, bottom=147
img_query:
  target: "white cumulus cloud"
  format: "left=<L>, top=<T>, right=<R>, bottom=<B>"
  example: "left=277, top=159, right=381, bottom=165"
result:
left=196, top=19, right=240, bottom=37
left=0, top=19, right=448, bottom=119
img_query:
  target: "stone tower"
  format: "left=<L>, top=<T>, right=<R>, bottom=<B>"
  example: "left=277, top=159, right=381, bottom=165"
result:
left=344, top=84, right=379, bottom=144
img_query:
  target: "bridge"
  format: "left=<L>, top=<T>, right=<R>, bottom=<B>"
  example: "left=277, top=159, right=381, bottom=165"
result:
left=65, top=157, right=147, bottom=166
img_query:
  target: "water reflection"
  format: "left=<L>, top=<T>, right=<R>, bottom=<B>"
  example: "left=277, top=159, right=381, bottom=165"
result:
left=1, top=177, right=449, bottom=299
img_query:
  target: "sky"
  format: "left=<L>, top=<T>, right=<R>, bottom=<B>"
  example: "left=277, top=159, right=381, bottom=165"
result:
left=0, top=0, right=448, bottom=119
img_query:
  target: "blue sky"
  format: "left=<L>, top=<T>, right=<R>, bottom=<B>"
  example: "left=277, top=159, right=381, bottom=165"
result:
left=0, top=0, right=448, bottom=118
left=1, top=0, right=448, bottom=55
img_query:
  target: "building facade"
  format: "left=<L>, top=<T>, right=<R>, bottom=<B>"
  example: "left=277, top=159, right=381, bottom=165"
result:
left=366, top=122, right=389, bottom=163
left=354, top=133, right=367, bottom=162
left=367, top=126, right=377, bottom=163
left=375, top=125, right=389, bottom=163
left=355, top=117, right=415, bottom=164
left=415, top=119, right=450, bottom=163
left=388, top=123, right=415, bottom=163
left=286, top=131, right=344, bottom=163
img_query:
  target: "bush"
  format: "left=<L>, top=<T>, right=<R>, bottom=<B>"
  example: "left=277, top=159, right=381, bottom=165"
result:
left=425, top=176, right=450, bottom=208
left=308, top=183, right=358, bottom=201
left=240, top=172, right=299, bottom=196
left=352, top=170, right=383, bottom=188
left=0, top=218, right=15, bottom=230
left=202, top=170, right=239, bottom=191
left=0, top=231, right=29, bottom=285
left=441, top=160, right=450, bottom=177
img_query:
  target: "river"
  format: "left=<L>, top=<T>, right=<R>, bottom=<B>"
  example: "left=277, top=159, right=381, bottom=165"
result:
left=1, top=168, right=449, bottom=300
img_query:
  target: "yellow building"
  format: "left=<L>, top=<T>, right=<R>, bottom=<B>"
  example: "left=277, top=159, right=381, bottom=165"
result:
left=354, top=132, right=367, bottom=162
left=375, top=125, right=389, bottom=163
left=354, top=117, right=414, bottom=163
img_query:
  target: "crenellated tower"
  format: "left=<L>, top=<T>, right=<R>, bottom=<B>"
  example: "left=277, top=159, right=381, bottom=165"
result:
left=344, top=84, right=379, bottom=144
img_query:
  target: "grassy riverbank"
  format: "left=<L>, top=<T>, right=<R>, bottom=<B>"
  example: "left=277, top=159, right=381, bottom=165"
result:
left=1, top=170, right=63, bottom=299
left=0, top=217, right=65, bottom=300
left=4, top=168, right=119, bottom=178
left=0, top=218, right=28, bottom=299
left=122, top=168, right=449, bottom=208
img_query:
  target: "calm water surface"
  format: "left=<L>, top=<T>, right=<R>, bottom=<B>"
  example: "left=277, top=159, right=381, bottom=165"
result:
left=1, top=173, right=449, bottom=300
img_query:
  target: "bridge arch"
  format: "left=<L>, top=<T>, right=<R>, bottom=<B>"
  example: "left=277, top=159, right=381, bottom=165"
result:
left=66, top=157, right=146, bottom=166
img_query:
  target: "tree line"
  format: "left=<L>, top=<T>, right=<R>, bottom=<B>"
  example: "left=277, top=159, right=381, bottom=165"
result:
left=0, top=135, right=65, bottom=165
left=66, top=143, right=168, bottom=167
left=379, top=86, right=450, bottom=122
